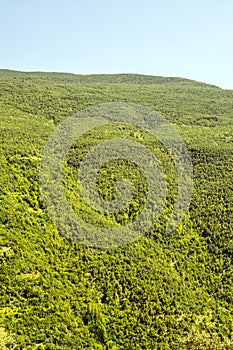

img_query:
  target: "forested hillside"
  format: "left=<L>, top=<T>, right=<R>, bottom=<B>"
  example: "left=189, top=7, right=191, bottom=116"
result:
left=0, top=69, right=232, bottom=349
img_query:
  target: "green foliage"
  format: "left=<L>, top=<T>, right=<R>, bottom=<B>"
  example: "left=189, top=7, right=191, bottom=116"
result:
left=0, top=326, right=15, bottom=349
left=0, top=70, right=232, bottom=349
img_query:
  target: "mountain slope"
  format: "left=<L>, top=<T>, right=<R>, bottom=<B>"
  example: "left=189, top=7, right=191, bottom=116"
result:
left=0, top=70, right=232, bottom=349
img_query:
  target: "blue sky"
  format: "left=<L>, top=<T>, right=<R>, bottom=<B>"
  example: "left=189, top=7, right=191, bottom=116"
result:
left=1, top=0, right=233, bottom=89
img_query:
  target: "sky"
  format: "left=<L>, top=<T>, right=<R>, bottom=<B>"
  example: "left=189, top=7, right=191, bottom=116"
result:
left=0, top=0, right=233, bottom=89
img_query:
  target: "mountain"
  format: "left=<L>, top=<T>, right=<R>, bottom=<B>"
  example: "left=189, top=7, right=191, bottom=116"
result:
left=0, top=70, right=232, bottom=349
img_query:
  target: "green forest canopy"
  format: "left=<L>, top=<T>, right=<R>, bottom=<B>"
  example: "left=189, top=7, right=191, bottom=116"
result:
left=0, top=70, right=232, bottom=349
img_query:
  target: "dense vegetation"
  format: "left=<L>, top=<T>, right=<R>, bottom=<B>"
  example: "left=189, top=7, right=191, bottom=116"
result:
left=0, top=69, right=232, bottom=349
